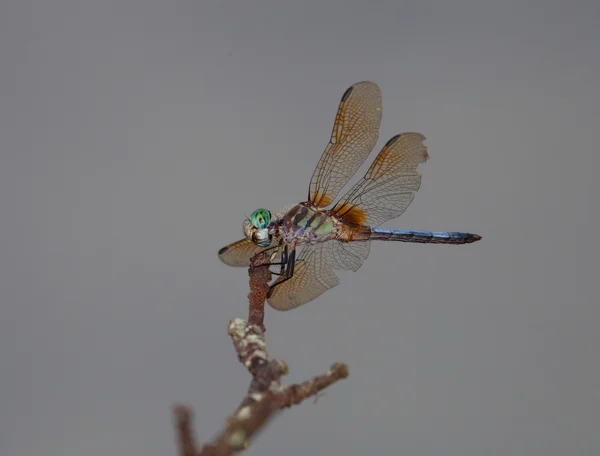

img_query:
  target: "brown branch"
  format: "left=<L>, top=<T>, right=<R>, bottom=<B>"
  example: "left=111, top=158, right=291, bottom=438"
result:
left=173, top=251, right=349, bottom=455
left=278, top=363, right=349, bottom=408
left=247, top=251, right=271, bottom=331
left=173, top=405, right=199, bottom=456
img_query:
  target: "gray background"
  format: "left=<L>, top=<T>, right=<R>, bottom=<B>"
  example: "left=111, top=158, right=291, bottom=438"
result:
left=1, top=1, right=598, bottom=455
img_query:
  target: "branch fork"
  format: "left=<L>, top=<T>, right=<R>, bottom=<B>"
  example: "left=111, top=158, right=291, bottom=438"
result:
left=173, top=251, right=349, bottom=455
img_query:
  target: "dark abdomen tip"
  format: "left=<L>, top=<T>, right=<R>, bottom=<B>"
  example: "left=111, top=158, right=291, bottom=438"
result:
left=467, top=233, right=482, bottom=243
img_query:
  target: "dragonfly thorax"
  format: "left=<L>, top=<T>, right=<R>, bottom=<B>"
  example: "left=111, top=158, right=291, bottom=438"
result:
left=278, top=203, right=337, bottom=246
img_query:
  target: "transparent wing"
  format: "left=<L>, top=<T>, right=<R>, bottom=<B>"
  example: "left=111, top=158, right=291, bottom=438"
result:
left=328, top=240, right=371, bottom=272
left=267, top=243, right=340, bottom=311
left=309, top=81, right=382, bottom=208
left=218, top=238, right=273, bottom=267
left=332, top=133, right=429, bottom=228
left=272, top=204, right=297, bottom=220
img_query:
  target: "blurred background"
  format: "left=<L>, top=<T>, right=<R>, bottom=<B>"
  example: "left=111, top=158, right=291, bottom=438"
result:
left=1, top=1, right=598, bottom=455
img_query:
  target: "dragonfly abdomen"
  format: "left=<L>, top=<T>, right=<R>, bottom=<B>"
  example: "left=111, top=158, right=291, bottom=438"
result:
left=369, top=228, right=481, bottom=244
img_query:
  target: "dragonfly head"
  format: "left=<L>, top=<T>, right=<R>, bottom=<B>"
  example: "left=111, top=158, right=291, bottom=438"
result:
left=244, top=208, right=273, bottom=247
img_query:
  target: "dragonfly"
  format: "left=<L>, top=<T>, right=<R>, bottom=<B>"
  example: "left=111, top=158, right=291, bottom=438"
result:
left=219, top=81, right=481, bottom=311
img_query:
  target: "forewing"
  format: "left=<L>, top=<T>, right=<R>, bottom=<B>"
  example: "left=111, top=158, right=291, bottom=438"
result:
left=267, top=243, right=340, bottom=311
left=309, top=81, right=382, bottom=208
left=218, top=238, right=272, bottom=267
left=332, top=133, right=429, bottom=227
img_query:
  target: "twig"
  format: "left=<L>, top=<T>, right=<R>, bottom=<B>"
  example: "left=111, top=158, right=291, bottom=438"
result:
left=173, top=251, right=349, bottom=455
left=173, top=405, right=200, bottom=456
left=278, top=363, right=349, bottom=408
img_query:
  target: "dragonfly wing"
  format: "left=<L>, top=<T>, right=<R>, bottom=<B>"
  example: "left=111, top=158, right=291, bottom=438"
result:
left=218, top=238, right=273, bottom=267
left=332, top=133, right=429, bottom=227
left=328, top=240, right=371, bottom=272
left=267, top=243, right=340, bottom=311
left=309, top=81, right=382, bottom=208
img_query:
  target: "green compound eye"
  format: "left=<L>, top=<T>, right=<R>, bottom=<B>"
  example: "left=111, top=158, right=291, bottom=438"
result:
left=249, top=208, right=271, bottom=229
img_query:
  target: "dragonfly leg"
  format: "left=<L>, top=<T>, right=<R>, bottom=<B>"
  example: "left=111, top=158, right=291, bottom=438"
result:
left=269, top=253, right=305, bottom=277
left=258, top=244, right=281, bottom=259
left=287, top=247, right=296, bottom=278
left=280, top=245, right=289, bottom=277
left=263, top=244, right=288, bottom=274
left=268, top=247, right=296, bottom=292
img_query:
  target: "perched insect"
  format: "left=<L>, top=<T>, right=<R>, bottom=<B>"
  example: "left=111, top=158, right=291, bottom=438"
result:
left=219, top=81, right=481, bottom=310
